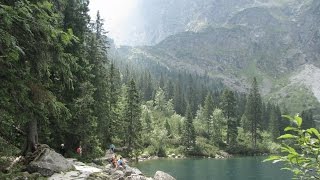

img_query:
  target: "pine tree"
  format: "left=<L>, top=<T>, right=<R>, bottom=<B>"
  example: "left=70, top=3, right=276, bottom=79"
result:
left=165, top=80, right=174, bottom=100
left=221, top=89, right=237, bottom=145
left=268, top=105, right=280, bottom=141
left=159, top=73, right=165, bottom=89
left=154, top=87, right=166, bottom=111
left=143, top=71, right=153, bottom=101
left=62, top=0, right=101, bottom=155
left=88, top=11, right=110, bottom=149
left=122, top=79, right=142, bottom=152
left=182, top=104, right=196, bottom=153
left=0, top=0, right=76, bottom=155
left=108, top=62, right=121, bottom=142
left=203, top=93, right=214, bottom=138
left=245, top=77, right=262, bottom=150
left=174, top=80, right=184, bottom=115
left=187, top=75, right=196, bottom=116
left=211, top=109, right=225, bottom=146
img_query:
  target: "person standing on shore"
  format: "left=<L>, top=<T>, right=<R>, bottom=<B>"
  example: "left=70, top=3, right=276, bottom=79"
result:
left=59, top=144, right=66, bottom=157
left=76, top=145, right=82, bottom=156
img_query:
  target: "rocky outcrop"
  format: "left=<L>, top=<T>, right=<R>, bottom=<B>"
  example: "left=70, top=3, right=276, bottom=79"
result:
left=49, top=157, right=176, bottom=180
left=26, top=146, right=74, bottom=177
left=154, top=171, right=176, bottom=180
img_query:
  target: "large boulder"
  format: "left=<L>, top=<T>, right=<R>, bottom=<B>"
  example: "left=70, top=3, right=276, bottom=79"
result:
left=87, top=172, right=113, bottom=180
left=125, top=166, right=143, bottom=176
left=112, top=170, right=125, bottom=179
left=125, top=174, right=150, bottom=180
left=154, top=171, right=176, bottom=180
left=27, top=148, right=74, bottom=176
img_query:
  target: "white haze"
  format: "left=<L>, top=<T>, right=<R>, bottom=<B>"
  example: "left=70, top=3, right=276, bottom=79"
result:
left=89, top=0, right=138, bottom=46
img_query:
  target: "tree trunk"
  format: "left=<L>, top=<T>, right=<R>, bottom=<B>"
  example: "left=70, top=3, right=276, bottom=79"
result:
left=22, top=119, right=38, bottom=156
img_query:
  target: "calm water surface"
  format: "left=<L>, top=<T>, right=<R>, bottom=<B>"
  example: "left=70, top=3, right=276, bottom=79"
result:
left=132, top=156, right=292, bottom=180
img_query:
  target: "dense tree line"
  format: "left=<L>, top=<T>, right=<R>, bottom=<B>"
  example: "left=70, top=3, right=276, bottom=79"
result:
left=0, top=0, right=316, bottom=160
left=116, top=54, right=316, bottom=156
left=0, top=0, right=141, bottom=159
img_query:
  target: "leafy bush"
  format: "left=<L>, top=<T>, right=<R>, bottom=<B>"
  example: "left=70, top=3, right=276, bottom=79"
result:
left=195, top=137, right=219, bottom=157
left=265, top=115, right=320, bottom=179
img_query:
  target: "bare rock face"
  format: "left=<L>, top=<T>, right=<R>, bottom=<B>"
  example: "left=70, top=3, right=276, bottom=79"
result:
left=154, top=171, right=176, bottom=180
left=27, top=147, right=74, bottom=176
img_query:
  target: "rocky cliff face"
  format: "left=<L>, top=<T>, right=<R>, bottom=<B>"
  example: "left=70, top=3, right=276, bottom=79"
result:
left=115, top=0, right=320, bottom=112
left=120, top=0, right=314, bottom=46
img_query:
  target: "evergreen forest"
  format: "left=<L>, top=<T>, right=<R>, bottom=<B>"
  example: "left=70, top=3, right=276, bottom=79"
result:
left=0, top=0, right=318, bottom=176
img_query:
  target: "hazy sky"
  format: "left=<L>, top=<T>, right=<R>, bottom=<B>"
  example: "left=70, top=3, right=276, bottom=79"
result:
left=89, top=0, right=138, bottom=45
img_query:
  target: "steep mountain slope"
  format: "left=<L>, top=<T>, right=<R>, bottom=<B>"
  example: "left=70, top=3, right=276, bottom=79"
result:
left=115, top=0, right=320, bottom=113
left=119, top=0, right=313, bottom=45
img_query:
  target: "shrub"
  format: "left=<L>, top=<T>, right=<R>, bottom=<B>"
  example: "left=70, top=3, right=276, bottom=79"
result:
left=265, top=115, right=320, bottom=179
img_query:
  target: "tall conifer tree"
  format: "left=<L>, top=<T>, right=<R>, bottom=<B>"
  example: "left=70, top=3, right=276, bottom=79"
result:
left=182, top=104, right=196, bottom=153
left=122, top=79, right=142, bottom=152
left=245, top=77, right=262, bottom=150
left=221, top=89, right=237, bottom=145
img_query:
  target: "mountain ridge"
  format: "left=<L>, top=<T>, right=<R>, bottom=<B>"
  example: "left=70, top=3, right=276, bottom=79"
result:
left=113, top=0, right=320, bottom=113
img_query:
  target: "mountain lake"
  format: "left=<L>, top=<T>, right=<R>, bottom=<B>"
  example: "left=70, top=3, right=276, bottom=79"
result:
left=132, top=156, right=292, bottom=180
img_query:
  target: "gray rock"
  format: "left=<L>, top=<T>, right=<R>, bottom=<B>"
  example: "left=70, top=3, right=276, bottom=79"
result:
left=125, top=166, right=143, bottom=176
left=27, top=148, right=74, bottom=176
left=154, top=171, right=176, bottom=180
left=87, top=172, right=113, bottom=180
left=125, top=174, right=148, bottom=180
left=112, top=170, right=125, bottom=180
left=104, top=164, right=113, bottom=173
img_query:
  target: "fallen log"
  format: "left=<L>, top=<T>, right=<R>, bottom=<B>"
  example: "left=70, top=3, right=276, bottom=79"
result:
left=2, top=156, right=23, bottom=173
left=114, top=146, right=130, bottom=152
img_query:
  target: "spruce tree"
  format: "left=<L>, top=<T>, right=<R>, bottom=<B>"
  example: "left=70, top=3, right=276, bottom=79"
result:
left=88, top=11, right=110, bottom=149
left=182, top=104, right=196, bottom=153
left=245, top=77, right=262, bottom=150
left=154, top=87, right=166, bottom=111
left=268, top=105, right=280, bottom=141
left=122, top=79, right=142, bottom=152
left=203, top=93, right=214, bottom=138
left=108, top=62, right=121, bottom=142
left=221, top=89, right=237, bottom=145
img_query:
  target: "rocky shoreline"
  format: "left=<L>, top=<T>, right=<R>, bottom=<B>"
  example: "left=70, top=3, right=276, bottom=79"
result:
left=6, top=145, right=233, bottom=179
left=10, top=145, right=176, bottom=180
left=49, top=158, right=175, bottom=180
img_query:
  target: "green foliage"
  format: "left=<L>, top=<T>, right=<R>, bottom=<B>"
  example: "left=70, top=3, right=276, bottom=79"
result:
left=121, top=79, right=142, bottom=154
left=221, top=89, right=237, bottom=145
left=2, top=0, right=307, bottom=162
left=211, top=109, right=227, bottom=146
left=182, top=104, right=196, bottom=154
left=265, top=115, right=320, bottom=179
left=245, top=77, right=262, bottom=150
left=195, top=137, right=219, bottom=157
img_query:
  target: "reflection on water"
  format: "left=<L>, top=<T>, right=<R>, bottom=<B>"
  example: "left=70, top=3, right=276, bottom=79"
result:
left=132, top=156, right=292, bottom=180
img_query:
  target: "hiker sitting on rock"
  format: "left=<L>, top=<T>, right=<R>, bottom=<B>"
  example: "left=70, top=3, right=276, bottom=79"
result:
left=117, top=157, right=125, bottom=168
left=111, top=154, right=118, bottom=168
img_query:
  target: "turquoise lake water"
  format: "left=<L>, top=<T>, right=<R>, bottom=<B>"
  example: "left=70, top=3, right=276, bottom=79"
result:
left=132, top=156, right=292, bottom=180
